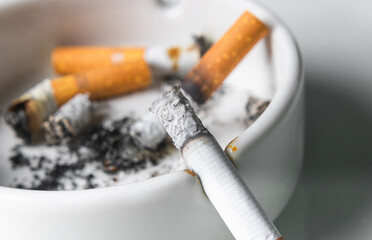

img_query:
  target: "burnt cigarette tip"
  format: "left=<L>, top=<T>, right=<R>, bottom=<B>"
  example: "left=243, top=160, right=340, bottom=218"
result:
left=4, top=100, right=32, bottom=143
left=150, top=86, right=208, bottom=149
left=43, top=93, right=92, bottom=145
left=181, top=80, right=207, bottom=104
left=193, top=35, right=213, bottom=57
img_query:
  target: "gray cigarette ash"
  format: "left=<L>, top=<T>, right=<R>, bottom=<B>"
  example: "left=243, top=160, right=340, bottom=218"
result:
left=130, top=113, right=168, bottom=150
left=43, top=94, right=93, bottom=145
left=246, top=97, right=270, bottom=125
left=150, top=86, right=208, bottom=149
left=9, top=116, right=177, bottom=190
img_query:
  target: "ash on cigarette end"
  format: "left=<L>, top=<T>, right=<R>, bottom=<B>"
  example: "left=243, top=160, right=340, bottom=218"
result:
left=4, top=100, right=31, bottom=143
left=43, top=94, right=93, bottom=145
left=150, top=86, right=208, bottom=149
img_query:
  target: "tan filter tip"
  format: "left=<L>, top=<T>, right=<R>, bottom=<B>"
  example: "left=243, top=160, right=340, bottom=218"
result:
left=182, top=11, right=269, bottom=103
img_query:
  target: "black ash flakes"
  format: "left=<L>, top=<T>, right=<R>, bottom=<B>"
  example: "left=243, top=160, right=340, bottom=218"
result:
left=9, top=116, right=176, bottom=190
left=6, top=86, right=269, bottom=191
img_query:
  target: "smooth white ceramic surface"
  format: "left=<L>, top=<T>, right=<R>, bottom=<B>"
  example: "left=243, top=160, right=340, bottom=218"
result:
left=0, top=0, right=303, bottom=239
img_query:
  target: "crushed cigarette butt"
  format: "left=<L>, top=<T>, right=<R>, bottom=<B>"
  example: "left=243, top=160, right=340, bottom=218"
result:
left=4, top=60, right=152, bottom=142
left=4, top=79, right=57, bottom=142
left=43, top=93, right=93, bottom=145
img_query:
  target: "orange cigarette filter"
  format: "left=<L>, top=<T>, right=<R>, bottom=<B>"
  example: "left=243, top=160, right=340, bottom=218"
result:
left=4, top=62, right=151, bottom=142
left=51, top=61, right=151, bottom=106
left=182, top=11, right=269, bottom=103
left=52, top=47, right=145, bottom=75
left=4, top=61, right=151, bottom=142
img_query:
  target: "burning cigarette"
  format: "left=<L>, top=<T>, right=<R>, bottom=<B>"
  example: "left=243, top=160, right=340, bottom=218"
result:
left=43, top=93, right=93, bottom=145
left=4, top=62, right=151, bottom=142
left=182, top=11, right=269, bottom=103
left=150, top=86, right=281, bottom=240
left=52, top=36, right=212, bottom=77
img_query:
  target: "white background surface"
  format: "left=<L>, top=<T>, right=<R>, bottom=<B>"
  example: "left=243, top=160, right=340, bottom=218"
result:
left=257, top=0, right=372, bottom=239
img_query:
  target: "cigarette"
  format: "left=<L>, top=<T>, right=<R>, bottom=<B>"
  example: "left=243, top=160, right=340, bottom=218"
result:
left=52, top=36, right=211, bottom=77
left=182, top=11, right=269, bottom=103
left=43, top=93, right=93, bottom=145
left=4, top=62, right=151, bottom=142
left=150, top=86, right=281, bottom=240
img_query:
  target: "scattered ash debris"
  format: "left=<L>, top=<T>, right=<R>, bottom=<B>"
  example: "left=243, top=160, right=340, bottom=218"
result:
left=9, top=145, right=29, bottom=168
left=9, top=116, right=182, bottom=190
left=6, top=84, right=270, bottom=191
left=246, top=97, right=270, bottom=125
left=3, top=101, right=31, bottom=143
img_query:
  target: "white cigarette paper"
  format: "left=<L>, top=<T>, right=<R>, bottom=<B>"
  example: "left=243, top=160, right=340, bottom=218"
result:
left=150, top=86, right=281, bottom=240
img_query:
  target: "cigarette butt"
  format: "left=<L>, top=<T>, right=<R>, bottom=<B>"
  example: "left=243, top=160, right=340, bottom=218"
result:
left=43, top=93, right=93, bottom=145
left=4, top=62, right=151, bottom=141
left=150, top=86, right=281, bottom=240
left=51, top=61, right=151, bottom=106
left=182, top=11, right=269, bottom=103
left=52, top=47, right=145, bottom=75
left=51, top=36, right=212, bottom=77
left=4, top=80, right=58, bottom=142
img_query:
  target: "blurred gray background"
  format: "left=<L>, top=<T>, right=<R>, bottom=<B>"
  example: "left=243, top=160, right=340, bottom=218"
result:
left=257, top=0, right=372, bottom=239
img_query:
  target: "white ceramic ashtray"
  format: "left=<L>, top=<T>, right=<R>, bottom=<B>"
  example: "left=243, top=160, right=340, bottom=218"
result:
left=0, top=0, right=304, bottom=239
